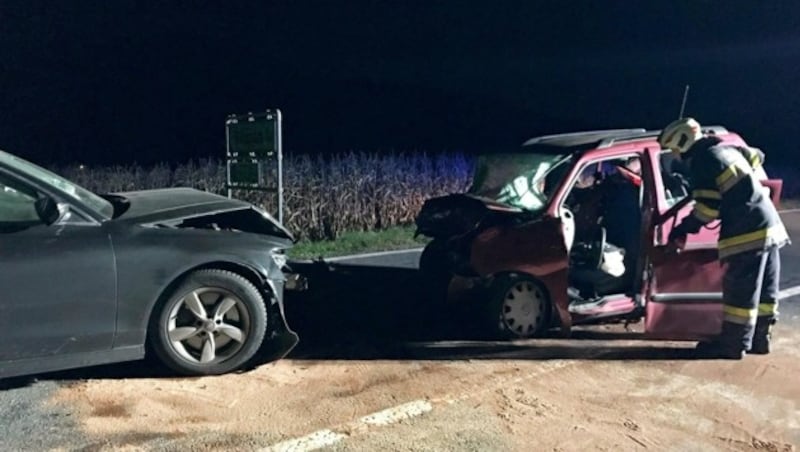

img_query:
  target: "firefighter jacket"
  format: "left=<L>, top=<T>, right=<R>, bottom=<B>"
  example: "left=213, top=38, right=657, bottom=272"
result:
left=673, top=136, right=790, bottom=260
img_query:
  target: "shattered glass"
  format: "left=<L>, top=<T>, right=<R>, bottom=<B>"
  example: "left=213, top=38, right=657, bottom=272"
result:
left=469, top=152, right=573, bottom=210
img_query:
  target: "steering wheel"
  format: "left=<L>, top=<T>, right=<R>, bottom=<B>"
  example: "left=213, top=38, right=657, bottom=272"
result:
left=592, top=226, right=607, bottom=269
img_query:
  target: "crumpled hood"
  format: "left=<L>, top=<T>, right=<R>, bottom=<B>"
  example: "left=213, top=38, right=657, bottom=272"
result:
left=114, top=188, right=250, bottom=219
left=415, top=193, right=533, bottom=239
left=112, top=187, right=294, bottom=240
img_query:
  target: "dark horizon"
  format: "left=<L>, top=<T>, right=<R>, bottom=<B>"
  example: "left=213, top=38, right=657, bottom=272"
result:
left=2, top=1, right=799, bottom=167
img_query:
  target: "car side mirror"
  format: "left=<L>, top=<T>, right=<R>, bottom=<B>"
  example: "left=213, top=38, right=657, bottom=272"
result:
left=34, top=196, right=64, bottom=226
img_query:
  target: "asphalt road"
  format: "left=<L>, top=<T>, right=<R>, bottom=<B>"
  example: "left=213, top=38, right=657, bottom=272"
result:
left=2, top=211, right=799, bottom=451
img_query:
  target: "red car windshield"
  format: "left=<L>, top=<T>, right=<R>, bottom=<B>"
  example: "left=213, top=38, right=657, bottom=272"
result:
left=469, top=152, right=573, bottom=211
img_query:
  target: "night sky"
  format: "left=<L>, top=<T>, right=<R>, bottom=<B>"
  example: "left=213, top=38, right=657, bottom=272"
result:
left=2, top=1, right=799, bottom=167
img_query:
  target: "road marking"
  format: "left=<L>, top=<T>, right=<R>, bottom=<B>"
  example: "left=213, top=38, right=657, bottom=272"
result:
left=778, top=284, right=800, bottom=300
left=261, top=429, right=348, bottom=452
left=359, top=400, right=433, bottom=426
left=323, top=247, right=424, bottom=262
left=258, top=400, right=433, bottom=452
left=289, top=247, right=423, bottom=265
left=258, top=401, right=432, bottom=452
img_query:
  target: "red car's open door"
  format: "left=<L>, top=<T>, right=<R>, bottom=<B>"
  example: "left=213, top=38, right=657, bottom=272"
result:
left=639, top=149, right=725, bottom=341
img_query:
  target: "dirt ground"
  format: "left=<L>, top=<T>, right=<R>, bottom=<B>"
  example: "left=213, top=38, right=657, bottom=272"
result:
left=49, top=320, right=799, bottom=452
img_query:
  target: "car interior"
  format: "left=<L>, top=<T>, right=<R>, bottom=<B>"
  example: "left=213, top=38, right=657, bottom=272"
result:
left=560, top=151, right=693, bottom=310
left=561, top=155, right=644, bottom=302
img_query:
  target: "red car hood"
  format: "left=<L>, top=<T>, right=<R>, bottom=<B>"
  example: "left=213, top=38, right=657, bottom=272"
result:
left=414, top=193, right=535, bottom=239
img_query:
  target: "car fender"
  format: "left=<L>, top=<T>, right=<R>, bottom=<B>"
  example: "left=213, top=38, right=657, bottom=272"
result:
left=109, top=226, right=290, bottom=349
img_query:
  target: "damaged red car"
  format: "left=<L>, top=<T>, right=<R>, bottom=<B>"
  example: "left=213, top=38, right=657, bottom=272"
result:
left=415, top=126, right=783, bottom=340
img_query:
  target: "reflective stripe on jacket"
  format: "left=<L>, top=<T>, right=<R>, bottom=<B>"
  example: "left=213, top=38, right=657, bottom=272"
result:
left=677, top=136, right=789, bottom=260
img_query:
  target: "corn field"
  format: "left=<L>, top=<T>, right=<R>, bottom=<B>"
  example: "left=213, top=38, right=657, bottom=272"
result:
left=56, top=152, right=474, bottom=241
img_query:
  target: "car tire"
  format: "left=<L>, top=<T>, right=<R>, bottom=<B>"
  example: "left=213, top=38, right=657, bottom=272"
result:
left=148, top=269, right=268, bottom=376
left=485, top=272, right=550, bottom=340
left=419, top=239, right=452, bottom=304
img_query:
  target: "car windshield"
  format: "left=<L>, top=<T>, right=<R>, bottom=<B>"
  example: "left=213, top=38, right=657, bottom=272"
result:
left=469, top=152, right=573, bottom=211
left=0, top=150, right=114, bottom=219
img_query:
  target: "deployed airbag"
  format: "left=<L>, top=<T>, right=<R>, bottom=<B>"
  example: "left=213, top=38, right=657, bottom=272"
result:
left=599, top=244, right=625, bottom=277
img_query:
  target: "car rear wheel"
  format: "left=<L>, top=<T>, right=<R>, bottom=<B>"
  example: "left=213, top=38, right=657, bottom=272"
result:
left=149, top=269, right=268, bottom=376
left=486, top=273, right=550, bottom=339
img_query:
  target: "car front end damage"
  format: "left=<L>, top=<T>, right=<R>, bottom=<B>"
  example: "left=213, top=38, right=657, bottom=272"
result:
left=415, top=193, right=541, bottom=276
left=415, top=149, right=572, bottom=278
left=250, top=256, right=302, bottom=363
left=165, top=206, right=308, bottom=361
left=116, top=187, right=308, bottom=363
left=413, top=151, right=576, bottom=337
left=414, top=193, right=565, bottom=330
left=121, top=187, right=310, bottom=293
left=166, top=205, right=309, bottom=293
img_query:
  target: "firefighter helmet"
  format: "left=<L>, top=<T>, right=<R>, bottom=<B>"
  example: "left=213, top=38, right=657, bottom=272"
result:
left=658, top=117, right=703, bottom=154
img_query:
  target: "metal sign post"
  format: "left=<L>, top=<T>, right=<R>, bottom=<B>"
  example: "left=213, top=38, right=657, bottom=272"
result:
left=225, top=109, right=283, bottom=223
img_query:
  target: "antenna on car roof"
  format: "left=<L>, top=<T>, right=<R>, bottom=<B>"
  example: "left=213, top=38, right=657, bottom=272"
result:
left=678, top=84, right=690, bottom=119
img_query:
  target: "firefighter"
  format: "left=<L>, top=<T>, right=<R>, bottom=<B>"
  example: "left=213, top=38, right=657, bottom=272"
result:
left=658, top=118, right=790, bottom=359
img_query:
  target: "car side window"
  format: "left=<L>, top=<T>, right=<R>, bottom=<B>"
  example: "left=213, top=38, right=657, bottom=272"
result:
left=658, top=150, right=691, bottom=207
left=0, top=174, right=43, bottom=232
left=563, top=154, right=643, bottom=238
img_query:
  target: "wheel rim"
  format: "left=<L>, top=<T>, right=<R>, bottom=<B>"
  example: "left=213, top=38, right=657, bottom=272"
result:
left=501, top=280, right=545, bottom=337
left=167, top=287, right=251, bottom=365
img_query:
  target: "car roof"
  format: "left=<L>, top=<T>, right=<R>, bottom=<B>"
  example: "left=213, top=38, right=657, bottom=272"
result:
left=521, top=125, right=730, bottom=154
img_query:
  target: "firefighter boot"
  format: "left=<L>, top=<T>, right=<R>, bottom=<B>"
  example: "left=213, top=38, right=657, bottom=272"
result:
left=749, top=317, right=776, bottom=355
left=695, top=321, right=749, bottom=360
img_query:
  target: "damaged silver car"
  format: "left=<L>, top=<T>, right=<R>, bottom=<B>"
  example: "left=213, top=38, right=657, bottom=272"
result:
left=0, top=149, right=301, bottom=378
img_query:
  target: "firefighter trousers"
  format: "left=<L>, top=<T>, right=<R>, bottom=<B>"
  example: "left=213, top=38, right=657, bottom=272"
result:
left=721, top=246, right=781, bottom=349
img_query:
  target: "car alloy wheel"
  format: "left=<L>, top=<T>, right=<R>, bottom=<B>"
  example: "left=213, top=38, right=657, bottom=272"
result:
left=167, top=287, right=251, bottom=365
left=150, top=269, right=268, bottom=376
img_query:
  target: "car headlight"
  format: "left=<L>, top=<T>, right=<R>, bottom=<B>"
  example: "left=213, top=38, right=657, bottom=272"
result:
left=270, top=250, right=288, bottom=269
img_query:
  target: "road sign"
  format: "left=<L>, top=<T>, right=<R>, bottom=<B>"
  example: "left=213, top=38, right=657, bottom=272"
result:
left=227, top=160, right=260, bottom=186
left=228, top=116, right=277, bottom=159
left=225, top=110, right=284, bottom=222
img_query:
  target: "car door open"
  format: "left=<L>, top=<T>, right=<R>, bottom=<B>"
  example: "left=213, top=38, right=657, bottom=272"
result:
left=639, top=150, right=725, bottom=341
